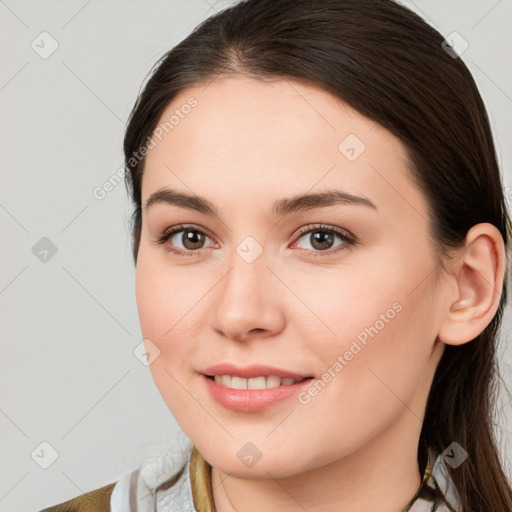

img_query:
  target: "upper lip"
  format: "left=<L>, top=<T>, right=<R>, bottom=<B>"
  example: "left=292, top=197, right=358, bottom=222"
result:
left=202, top=363, right=314, bottom=379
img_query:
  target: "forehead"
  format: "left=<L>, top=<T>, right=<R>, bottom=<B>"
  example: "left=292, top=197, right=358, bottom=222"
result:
left=141, top=76, right=428, bottom=223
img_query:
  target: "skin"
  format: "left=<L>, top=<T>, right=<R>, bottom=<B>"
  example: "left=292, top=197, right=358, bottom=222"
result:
left=135, top=76, right=506, bottom=511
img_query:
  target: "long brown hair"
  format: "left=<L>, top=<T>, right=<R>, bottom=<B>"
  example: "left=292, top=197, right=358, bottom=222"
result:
left=123, top=0, right=512, bottom=509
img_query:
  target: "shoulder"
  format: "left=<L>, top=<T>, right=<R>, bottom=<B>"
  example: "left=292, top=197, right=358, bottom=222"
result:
left=37, top=481, right=117, bottom=512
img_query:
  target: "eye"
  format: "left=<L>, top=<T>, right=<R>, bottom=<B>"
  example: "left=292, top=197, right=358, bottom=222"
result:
left=154, top=224, right=215, bottom=257
left=291, top=224, right=356, bottom=256
left=153, top=223, right=357, bottom=258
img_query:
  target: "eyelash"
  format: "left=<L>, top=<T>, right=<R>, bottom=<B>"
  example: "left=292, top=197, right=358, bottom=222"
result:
left=153, top=223, right=357, bottom=258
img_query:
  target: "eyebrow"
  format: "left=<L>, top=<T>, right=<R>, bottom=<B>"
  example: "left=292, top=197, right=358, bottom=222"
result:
left=144, top=187, right=377, bottom=217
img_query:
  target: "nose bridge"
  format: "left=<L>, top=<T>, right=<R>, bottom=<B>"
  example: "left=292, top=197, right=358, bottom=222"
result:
left=220, top=238, right=269, bottom=308
left=212, top=236, right=281, bottom=339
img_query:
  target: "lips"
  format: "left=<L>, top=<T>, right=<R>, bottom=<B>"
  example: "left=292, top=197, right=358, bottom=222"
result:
left=201, top=363, right=314, bottom=380
left=202, top=374, right=314, bottom=412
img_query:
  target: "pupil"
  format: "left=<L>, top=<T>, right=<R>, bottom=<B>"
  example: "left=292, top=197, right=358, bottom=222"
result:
left=184, top=230, right=203, bottom=249
left=313, top=231, right=333, bottom=249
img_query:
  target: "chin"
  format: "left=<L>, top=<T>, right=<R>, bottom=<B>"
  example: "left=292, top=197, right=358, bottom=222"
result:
left=200, top=443, right=310, bottom=480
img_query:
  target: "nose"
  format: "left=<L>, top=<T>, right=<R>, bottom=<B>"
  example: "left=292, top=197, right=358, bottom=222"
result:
left=211, top=249, right=285, bottom=342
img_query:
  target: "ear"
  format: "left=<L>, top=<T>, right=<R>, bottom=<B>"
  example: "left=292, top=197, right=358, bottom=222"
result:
left=437, top=223, right=507, bottom=346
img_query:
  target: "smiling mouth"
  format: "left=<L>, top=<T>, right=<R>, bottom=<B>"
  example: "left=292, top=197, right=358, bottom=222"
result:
left=205, top=374, right=315, bottom=390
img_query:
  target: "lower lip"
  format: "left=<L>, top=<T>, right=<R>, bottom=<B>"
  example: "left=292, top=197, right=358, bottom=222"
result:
left=202, top=374, right=314, bottom=412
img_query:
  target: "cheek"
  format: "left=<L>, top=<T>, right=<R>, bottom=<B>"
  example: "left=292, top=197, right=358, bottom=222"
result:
left=289, top=254, right=436, bottom=403
left=135, top=258, right=204, bottom=417
left=135, top=255, right=201, bottom=364
left=284, top=267, right=435, bottom=459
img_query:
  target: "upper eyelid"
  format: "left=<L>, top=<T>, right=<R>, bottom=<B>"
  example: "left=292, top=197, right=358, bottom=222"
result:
left=294, top=223, right=353, bottom=238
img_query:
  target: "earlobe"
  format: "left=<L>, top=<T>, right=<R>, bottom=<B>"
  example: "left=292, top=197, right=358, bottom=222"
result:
left=437, top=223, right=506, bottom=347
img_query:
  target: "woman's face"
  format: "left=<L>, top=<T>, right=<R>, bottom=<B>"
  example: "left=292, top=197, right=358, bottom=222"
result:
left=135, top=76, right=447, bottom=477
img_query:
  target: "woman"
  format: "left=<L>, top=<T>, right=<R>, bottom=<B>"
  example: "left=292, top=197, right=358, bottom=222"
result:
left=40, top=0, right=512, bottom=510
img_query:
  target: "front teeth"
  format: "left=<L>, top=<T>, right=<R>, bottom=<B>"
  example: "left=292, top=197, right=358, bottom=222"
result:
left=213, top=375, right=303, bottom=389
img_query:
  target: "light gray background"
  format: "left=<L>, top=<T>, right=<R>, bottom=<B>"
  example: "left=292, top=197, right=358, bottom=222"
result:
left=1, top=1, right=511, bottom=510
